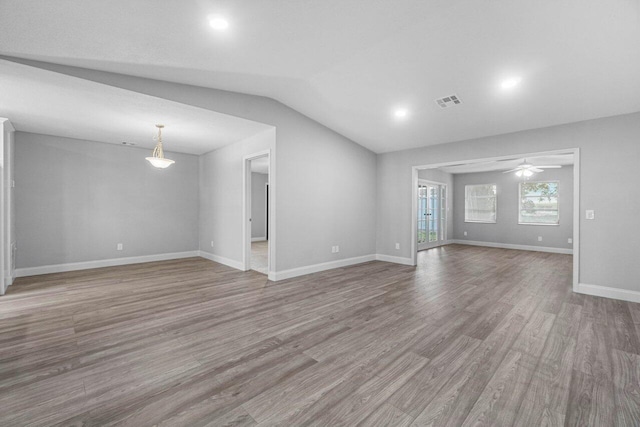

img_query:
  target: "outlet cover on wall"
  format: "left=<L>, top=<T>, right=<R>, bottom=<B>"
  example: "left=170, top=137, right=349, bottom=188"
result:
left=586, top=210, right=595, bottom=220
left=395, top=243, right=400, bottom=250
left=537, top=236, right=542, bottom=242
left=568, top=238, right=573, bottom=244
left=211, top=240, right=214, bottom=247
left=464, top=231, right=467, bottom=236
left=117, top=243, right=123, bottom=251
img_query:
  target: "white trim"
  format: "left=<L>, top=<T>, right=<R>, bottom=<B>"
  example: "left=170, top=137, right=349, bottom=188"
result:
left=451, top=239, right=573, bottom=254
left=577, top=283, right=640, bottom=304
left=0, top=119, right=15, bottom=132
left=572, top=148, right=580, bottom=292
left=270, top=255, right=377, bottom=281
left=198, top=250, right=244, bottom=271
left=375, top=254, right=415, bottom=266
left=411, top=167, right=418, bottom=266
left=251, top=237, right=267, bottom=242
left=15, top=251, right=200, bottom=278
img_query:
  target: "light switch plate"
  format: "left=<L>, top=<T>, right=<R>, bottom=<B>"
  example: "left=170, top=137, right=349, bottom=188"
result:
left=586, top=210, right=595, bottom=220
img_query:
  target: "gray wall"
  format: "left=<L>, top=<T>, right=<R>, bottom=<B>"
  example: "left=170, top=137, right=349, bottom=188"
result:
left=22, top=60, right=378, bottom=272
left=452, top=167, right=573, bottom=249
left=199, top=129, right=274, bottom=263
left=251, top=172, right=268, bottom=239
left=15, top=132, right=199, bottom=268
left=377, top=111, right=640, bottom=293
left=417, top=168, right=454, bottom=242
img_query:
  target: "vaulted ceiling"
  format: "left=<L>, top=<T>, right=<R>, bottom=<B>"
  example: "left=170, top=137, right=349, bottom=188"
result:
left=1, top=0, right=639, bottom=153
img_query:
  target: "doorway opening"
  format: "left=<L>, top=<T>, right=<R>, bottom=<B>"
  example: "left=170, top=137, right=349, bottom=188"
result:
left=243, top=151, right=271, bottom=275
left=417, top=180, right=447, bottom=250
left=411, top=148, right=580, bottom=292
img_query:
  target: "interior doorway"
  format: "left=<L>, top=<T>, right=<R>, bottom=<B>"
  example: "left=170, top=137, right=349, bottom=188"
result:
left=417, top=180, right=447, bottom=250
left=243, top=152, right=271, bottom=275
left=410, top=148, right=580, bottom=292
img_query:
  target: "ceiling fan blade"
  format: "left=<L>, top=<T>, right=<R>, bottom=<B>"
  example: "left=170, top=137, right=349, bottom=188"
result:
left=534, top=165, right=562, bottom=168
left=503, top=168, right=521, bottom=173
left=529, top=168, right=544, bottom=173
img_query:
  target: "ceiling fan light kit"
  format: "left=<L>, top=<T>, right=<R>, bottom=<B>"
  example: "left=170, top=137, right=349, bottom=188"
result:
left=504, top=158, right=561, bottom=178
left=145, top=124, right=175, bottom=169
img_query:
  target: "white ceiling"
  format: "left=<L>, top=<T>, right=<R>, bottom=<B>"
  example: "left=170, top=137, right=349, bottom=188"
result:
left=1, top=1, right=640, bottom=153
left=0, top=59, right=271, bottom=154
left=436, top=154, right=574, bottom=174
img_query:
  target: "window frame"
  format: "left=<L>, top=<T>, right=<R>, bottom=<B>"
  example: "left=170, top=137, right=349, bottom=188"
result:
left=464, top=183, right=497, bottom=224
left=518, top=180, right=560, bottom=226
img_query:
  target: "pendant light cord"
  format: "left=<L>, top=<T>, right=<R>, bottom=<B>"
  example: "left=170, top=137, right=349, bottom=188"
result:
left=153, top=126, right=165, bottom=159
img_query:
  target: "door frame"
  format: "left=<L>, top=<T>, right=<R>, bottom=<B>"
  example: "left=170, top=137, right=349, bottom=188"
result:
left=410, top=148, right=580, bottom=292
left=417, top=179, right=447, bottom=250
left=242, top=149, right=275, bottom=277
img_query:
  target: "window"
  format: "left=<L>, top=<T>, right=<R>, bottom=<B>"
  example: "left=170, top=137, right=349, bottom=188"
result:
left=519, top=181, right=559, bottom=225
left=465, top=184, right=497, bottom=223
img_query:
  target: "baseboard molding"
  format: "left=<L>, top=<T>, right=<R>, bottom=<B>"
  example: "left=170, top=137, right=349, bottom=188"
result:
left=15, top=251, right=200, bottom=278
left=375, top=254, right=415, bottom=266
left=197, top=251, right=245, bottom=271
left=251, top=237, right=267, bottom=242
left=451, top=240, right=573, bottom=255
left=577, top=283, right=640, bottom=303
left=270, top=254, right=377, bottom=281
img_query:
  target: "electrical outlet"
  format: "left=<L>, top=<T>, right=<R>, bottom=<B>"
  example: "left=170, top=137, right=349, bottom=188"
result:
left=331, top=246, right=336, bottom=253
left=538, top=236, right=542, bottom=242
left=585, top=210, right=595, bottom=220
left=464, top=231, right=467, bottom=236
left=117, top=243, right=123, bottom=251
left=395, top=243, right=400, bottom=250
left=568, top=238, right=573, bottom=244
left=335, top=245, right=340, bottom=253
left=211, top=240, right=214, bottom=247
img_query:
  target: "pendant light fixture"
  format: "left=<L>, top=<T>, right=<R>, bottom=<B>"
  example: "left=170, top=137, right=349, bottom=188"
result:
left=145, top=124, right=175, bottom=169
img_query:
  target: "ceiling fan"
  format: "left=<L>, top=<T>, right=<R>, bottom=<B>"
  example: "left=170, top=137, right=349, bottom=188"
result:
left=503, top=159, right=562, bottom=177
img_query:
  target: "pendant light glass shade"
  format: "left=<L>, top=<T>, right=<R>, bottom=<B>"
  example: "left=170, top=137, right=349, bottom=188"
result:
left=146, top=124, right=175, bottom=168
left=146, top=156, right=175, bottom=168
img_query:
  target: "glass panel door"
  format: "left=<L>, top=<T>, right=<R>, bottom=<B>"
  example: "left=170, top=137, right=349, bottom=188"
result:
left=418, top=181, right=447, bottom=251
left=428, top=185, right=439, bottom=242
left=417, top=184, right=428, bottom=245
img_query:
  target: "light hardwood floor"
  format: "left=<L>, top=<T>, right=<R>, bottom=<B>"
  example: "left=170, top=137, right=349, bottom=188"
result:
left=1, top=245, right=639, bottom=426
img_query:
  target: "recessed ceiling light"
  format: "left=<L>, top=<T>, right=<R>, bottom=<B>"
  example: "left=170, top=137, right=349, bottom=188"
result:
left=208, top=15, right=229, bottom=31
left=394, top=109, right=409, bottom=118
left=501, top=77, right=522, bottom=90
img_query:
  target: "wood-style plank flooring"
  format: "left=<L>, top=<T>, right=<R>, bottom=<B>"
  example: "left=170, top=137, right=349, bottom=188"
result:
left=1, top=244, right=639, bottom=426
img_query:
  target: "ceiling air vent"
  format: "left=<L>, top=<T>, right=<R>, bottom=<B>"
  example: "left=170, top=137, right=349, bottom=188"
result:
left=435, top=94, right=462, bottom=109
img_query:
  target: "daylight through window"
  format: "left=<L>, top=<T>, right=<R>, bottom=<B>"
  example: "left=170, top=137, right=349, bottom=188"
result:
left=465, top=184, right=497, bottom=223
left=519, top=181, right=559, bottom=225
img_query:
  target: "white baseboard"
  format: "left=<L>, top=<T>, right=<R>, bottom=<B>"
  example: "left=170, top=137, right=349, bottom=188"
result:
left=251, top=237, right=267, bottom=242
left=375, top=254, right=415, bottom=266
left=15, top=251, right=200, bottom=278
left=577, top=283, right=640, bottom=303
left=198, top=250, right=245, bottom=271
left=451, top=240, right=573, bottom=255
left=270, top=254, right=377, bottom=281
